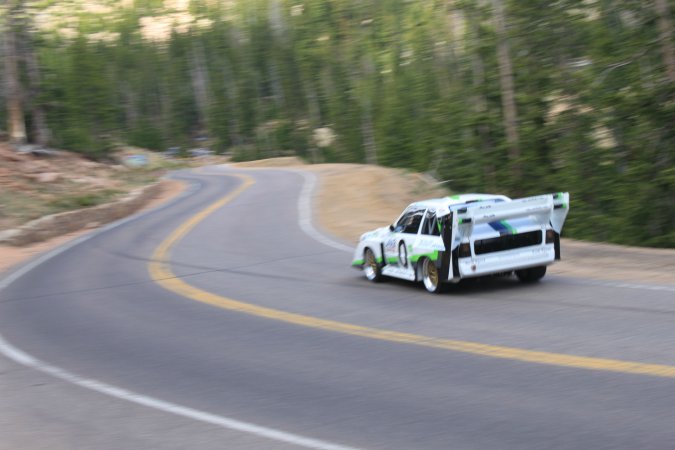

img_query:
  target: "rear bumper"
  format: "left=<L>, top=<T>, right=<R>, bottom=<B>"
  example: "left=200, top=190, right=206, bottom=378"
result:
left=457, top=244, right=555, bottom=278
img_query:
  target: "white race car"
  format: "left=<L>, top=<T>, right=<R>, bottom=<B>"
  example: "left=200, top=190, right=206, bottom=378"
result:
left=352, top=193, right=569, bottom=293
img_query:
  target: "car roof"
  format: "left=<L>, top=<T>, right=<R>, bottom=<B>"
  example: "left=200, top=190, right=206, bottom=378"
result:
left=409, top=194, right=511, bottom=211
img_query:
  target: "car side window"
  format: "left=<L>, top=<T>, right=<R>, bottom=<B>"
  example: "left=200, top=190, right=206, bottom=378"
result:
left=421, top=210, right=441, bottom=236
left=393, top=210, right=411, bottom=233
left=395, top=208, right=424, bottom=234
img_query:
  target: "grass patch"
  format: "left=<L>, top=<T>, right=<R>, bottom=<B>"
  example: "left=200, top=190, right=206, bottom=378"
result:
left=48, top=189, right=123, bottom=210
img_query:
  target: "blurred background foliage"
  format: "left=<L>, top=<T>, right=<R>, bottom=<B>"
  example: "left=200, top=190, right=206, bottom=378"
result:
left=1, top=0, right=674, bottom=247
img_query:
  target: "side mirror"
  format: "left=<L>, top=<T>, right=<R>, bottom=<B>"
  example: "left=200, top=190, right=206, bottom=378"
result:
left=389, top=224, right=395, bottom=232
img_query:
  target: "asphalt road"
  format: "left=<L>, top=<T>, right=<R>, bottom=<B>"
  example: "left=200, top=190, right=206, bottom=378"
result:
left=2, top=166, right=675, bottom=450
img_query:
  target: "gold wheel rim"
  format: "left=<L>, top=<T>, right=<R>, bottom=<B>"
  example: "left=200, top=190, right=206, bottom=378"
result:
left=364, top=250, right=377, bottom=280
left=424, top=259, right=439, bottom=291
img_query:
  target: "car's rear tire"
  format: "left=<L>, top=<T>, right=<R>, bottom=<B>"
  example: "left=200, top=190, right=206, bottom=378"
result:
left=515, top=265, right=547, bottom=283
left=421, top=257, right=443, bottom=293
left=363, top=248, right=382, bottom=282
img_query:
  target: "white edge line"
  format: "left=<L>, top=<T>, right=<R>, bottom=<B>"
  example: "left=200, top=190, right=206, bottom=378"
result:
left=0, top=335, right=357, bottom=450
left=213, top=164, right=353, bottom=253
left=0, top=170, right=361, bottom=450
left=296, top=171, right=354, bottom=253
left=580, top=279, right=675, bottom=293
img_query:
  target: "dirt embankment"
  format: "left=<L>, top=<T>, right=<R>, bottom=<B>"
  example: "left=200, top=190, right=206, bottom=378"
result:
left=0, top=142, right=188, bottom=272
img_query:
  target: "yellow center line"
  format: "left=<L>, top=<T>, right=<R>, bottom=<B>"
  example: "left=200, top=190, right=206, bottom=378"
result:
left=148, top=171, right=675, bottom=379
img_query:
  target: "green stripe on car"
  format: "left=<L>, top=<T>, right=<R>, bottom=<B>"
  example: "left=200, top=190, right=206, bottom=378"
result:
left=411, top=250, right=439, bottom=263
left=500, top=220, right=517, bottom=234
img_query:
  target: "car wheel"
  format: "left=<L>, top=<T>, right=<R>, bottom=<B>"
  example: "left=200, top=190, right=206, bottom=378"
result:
left=421, top=257, right=443, bottom=293
left=363, top=248, right=382, bottom=282
left=515, top=265, right=547, bottom=283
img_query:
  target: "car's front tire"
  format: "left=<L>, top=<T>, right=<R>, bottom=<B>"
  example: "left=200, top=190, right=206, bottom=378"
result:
left=363, top=248, right=382, bottom=282
left=515, top=265, right=547, bottom=283
left=421, top=257, right=443, bottom=293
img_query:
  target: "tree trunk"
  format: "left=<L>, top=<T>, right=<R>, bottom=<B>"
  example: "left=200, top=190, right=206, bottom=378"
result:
left=2, top=3, right=26, bottom=145
left=360, top=95, right=378, bottom=165
left=190, top=44, right=210, bottom=132
left=221, top=56, right=241, bottom=146
left=655, top=0, right=675, bottom=84
left=122, top=82, right=138, bottom=129
left=304, top=80, right=322, bottom=163
left=22, top=27, right=50, bottom=146
left=358, top=55, right=378, bottom=165
left=466, top=5, right=495, bottom=190
left=492, top=0, right=521, bottom=182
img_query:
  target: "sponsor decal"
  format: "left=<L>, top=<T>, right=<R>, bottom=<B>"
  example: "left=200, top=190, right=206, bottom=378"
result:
left=384, top=238, right=397, bottom=252
left=488, top=220, right=517, bottom=235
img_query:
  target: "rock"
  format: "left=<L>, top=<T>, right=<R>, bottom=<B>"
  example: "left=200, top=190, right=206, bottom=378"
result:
left=313, top=127, right=336, bottom=148
left=17, top=160, right=49, bottom=174
left=81, top=160, right=105, bottom=169
left=0, top=148, right=23, bottom=162
left=68, top=176, right=94, bottom=184
left=123, top=154, right=149, bottom=167
left=67, top=175, right=114, bottom=188
left=36, top=172, right=61, bottom=183
left=0, top=229, right=22, bottom=245
left=17, top=144, right=59, bottom=157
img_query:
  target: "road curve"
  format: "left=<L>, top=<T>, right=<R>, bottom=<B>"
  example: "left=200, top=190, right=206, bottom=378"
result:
left=2, top=166, right=675, bottom=450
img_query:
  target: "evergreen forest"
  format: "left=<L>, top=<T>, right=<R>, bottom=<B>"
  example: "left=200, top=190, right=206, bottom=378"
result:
left=2, top=0, right=674, bottom=247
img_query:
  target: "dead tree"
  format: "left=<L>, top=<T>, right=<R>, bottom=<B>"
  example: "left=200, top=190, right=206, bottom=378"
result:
left=492, top=0, right=521, bottom=182
left=2, top=1, right=26, bottom=144
left=655, top=0, right=675, bottom=84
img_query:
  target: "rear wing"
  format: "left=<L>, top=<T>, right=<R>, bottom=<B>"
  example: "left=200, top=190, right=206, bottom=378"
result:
left=437, top=193, right=569, bottom=248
